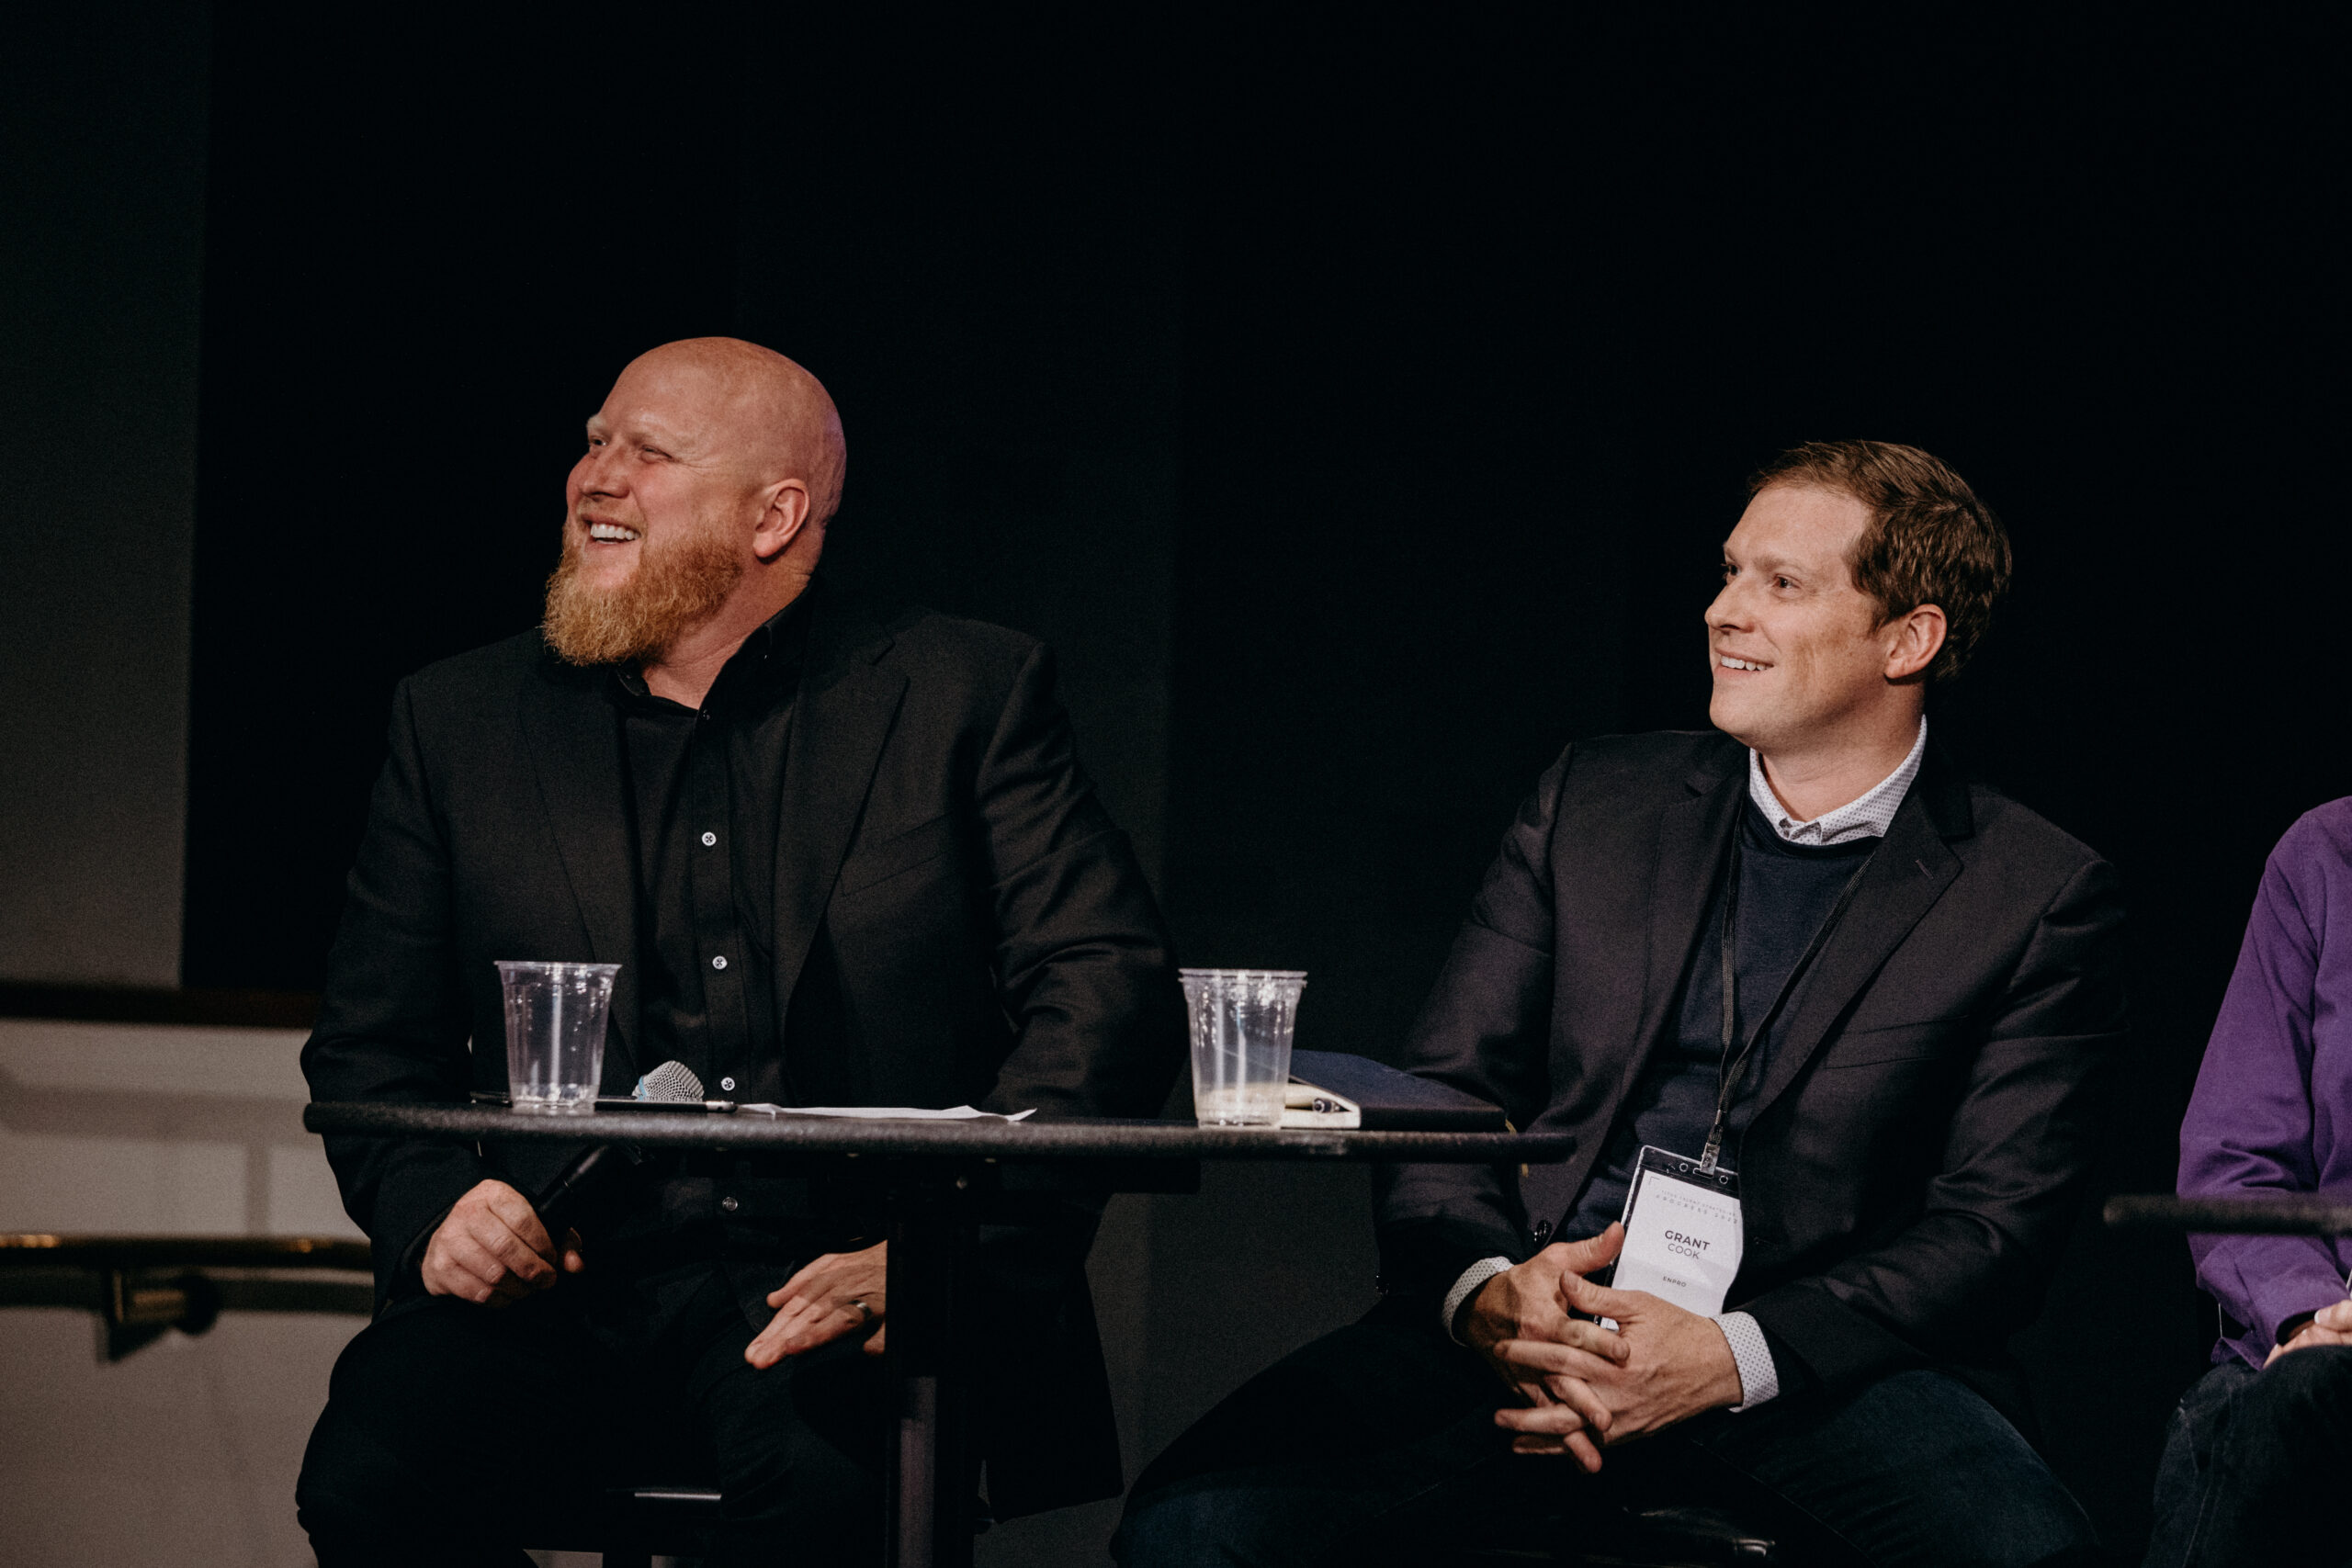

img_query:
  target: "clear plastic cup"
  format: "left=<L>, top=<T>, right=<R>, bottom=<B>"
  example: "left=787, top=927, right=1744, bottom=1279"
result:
left=1180, top=968, right=1308, bottom=1127
left=495, top=961, right=620, bottom=1114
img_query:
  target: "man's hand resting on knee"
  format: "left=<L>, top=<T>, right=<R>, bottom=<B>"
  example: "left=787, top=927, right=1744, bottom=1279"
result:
left=1460, top=1224, right=1634, bottom=1474
left=1492, top=1246, right=1743, bottom=1461
left=421, top=1179, right=584, bottom=1304
left=746, top=1241, right=888, bottom=1367
left=2268, top=1299, right=2352, bottom=1364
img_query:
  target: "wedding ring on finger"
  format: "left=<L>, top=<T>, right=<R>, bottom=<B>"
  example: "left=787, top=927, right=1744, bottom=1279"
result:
left=848, top=1298, right=874, bottom=1325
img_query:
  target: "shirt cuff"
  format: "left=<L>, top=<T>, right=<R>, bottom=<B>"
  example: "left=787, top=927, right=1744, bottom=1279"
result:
left=1711, top=1310, right=1780, bottom=1410
left=1442, top=1257, right=1515, bottom=1344
left=2223, top=1242, right=2352, bottom=1352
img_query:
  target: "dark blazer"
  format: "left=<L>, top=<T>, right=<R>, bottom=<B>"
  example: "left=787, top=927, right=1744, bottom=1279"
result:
left=1376, top=729, right=2126, bottom=1408
left=301, top=574, right=1185, bottom=1515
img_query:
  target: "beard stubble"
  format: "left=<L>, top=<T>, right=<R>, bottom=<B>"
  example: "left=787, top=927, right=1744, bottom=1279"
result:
left=542, top=522, right=746, bottom=667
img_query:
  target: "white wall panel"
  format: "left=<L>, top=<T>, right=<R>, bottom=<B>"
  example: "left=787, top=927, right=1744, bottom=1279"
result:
left=1, top=1020, right=361, bottom=1567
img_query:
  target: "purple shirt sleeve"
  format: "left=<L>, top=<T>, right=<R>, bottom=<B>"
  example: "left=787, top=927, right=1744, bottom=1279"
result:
left=2181, top=805, right=2352, bottom=1367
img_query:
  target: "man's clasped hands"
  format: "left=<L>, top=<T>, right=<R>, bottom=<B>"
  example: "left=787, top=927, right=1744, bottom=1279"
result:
left=417, top=1179, right=1739, bottom=1441
left=1463, top=1223, right=1746, bottom=1472
left=419, top=1178, right=890, bottom=1365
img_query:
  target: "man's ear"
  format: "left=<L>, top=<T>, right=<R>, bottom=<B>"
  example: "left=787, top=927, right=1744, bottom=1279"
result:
left=1884, top=604, right=1948, bottom=684
left=752, top=479, right=813, bottom=562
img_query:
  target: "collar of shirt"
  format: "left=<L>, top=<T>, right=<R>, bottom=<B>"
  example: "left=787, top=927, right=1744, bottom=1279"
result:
left=609, top=595, right=808, bottom=716
left=1747, top=716, right=1928, bottom=847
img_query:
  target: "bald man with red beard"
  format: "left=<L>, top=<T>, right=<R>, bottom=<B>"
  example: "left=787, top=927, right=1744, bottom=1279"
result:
left=296, top=339, right=1184, bottom=1565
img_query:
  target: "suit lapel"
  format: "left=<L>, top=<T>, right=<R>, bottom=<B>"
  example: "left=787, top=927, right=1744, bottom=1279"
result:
left=1527, top=747, right=1746, bottom=1229
left=1747, top=750, right=1970, bottom=1120
left=1631, top=753, right=1747, bottom=1070
left=519, top=659, right=643, bottom=1077
left=772, top=582, right=907, bottom=1047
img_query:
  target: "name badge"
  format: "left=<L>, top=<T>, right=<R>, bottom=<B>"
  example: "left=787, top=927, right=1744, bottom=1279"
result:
left=1611, top=1145, right=1744, bottom=1316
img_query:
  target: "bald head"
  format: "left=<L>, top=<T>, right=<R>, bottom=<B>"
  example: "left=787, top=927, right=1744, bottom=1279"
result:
left=548, top=338, right=845, bottom=679
left=615, top=337, right=847, bottom=525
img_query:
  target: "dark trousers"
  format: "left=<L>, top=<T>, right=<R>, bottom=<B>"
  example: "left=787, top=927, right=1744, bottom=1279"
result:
left=1114, top=1300, right=2102, bottom=1568
left=295, top=1263, right=885, bottom=1566
left=2145, top=1347, right=2352, bottom=1568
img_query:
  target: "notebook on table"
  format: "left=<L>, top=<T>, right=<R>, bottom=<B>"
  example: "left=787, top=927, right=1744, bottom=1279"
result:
left=1282, top=1051, right=1508, bottom=1131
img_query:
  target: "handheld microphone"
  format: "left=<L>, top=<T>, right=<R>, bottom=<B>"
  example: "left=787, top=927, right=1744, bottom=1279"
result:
left=531, top=1060, right=704, bottom=1230
left=634, top=1060, right=706, bottom=1101
left=533, top=1143, right=623, bottom=1232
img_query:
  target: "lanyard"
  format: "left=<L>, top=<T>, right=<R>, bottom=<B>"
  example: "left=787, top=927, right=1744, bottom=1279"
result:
left=1701, top=833, right=1876, bottom=1172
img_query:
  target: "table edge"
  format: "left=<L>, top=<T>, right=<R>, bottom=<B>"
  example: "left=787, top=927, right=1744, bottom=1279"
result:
left=300, top=1101, right=1575, bottom=1161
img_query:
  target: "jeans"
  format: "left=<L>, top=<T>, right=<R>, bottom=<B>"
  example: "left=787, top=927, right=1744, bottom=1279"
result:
left=2145, top=1346, right=2352, bottom=1568
left=295, top=1262, right=885, bottom=1566
left=1114, top=1301, right=2102, bottom=1568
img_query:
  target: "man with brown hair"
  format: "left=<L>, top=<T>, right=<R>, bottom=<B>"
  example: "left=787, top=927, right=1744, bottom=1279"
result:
left=1118, top=442, right=2124, bottom=1566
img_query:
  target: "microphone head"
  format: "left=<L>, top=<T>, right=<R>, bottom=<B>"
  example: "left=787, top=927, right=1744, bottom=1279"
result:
left=634, top=1060, right=706, bottom=1102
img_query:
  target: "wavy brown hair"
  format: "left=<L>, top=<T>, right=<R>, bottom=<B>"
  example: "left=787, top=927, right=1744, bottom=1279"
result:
left=1747, top=440, right=2013, bottom=682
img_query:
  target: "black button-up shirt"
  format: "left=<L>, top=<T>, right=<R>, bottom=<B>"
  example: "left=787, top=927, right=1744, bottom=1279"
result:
left=597, top=600, right=877, bottom=1326
left=610, top=600, right=806, bottom=1106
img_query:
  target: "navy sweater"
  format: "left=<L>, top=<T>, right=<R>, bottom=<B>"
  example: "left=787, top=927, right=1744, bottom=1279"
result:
left=1565, top=798, right=1879, bottom=1242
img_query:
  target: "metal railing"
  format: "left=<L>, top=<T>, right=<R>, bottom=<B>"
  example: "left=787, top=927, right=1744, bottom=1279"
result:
left=0, top=1232, right=373, bottom=1359
left=2104, top=1194, right=2352, bottom=1237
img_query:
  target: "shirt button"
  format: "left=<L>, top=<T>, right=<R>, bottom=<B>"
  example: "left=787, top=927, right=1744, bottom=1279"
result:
left=720, top=1195, right=739, bottom=1214
left=711, top=955, right=728, bottom=971
left=719, top=1077, right=736, bottom=1091
left=700, top=830, right=718, bottom=847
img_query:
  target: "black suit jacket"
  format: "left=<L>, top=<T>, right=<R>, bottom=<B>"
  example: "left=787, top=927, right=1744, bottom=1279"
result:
left=1376, top=730, right=2126, bottom=1406
left=301, top=575, right=1185, bottom=1514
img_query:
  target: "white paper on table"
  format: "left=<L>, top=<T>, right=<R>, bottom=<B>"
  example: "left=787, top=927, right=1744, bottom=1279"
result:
left=738, top=1103, right=1035, bottom=1122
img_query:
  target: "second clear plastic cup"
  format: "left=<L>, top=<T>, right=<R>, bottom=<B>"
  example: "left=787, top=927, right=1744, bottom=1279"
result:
left=1181, top=968, right=1308, bottom=1127
left=495, top=960, right=620, bottom=1114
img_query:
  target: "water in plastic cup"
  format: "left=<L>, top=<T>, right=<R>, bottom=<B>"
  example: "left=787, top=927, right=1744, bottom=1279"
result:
left=1180, top=968, right=1307, bottom=1127
left=495, top=961, right=620, bottom=1114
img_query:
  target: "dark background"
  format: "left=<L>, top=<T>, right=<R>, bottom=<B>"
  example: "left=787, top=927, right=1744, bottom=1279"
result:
left=144, top=5, right=2349, bottom=1555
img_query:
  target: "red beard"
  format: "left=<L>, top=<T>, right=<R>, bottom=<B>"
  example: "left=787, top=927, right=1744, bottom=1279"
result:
left=541, top=522, right=743, bottom=667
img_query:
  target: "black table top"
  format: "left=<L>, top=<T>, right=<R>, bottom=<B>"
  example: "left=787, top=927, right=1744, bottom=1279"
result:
left=302, top=1100, right=1574, bottom=1163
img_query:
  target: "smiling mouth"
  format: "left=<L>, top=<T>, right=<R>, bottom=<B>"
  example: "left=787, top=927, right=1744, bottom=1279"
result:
left=585, top=521, right=641, bottom=543
left=1718, top=655, right=1771, bottom=672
